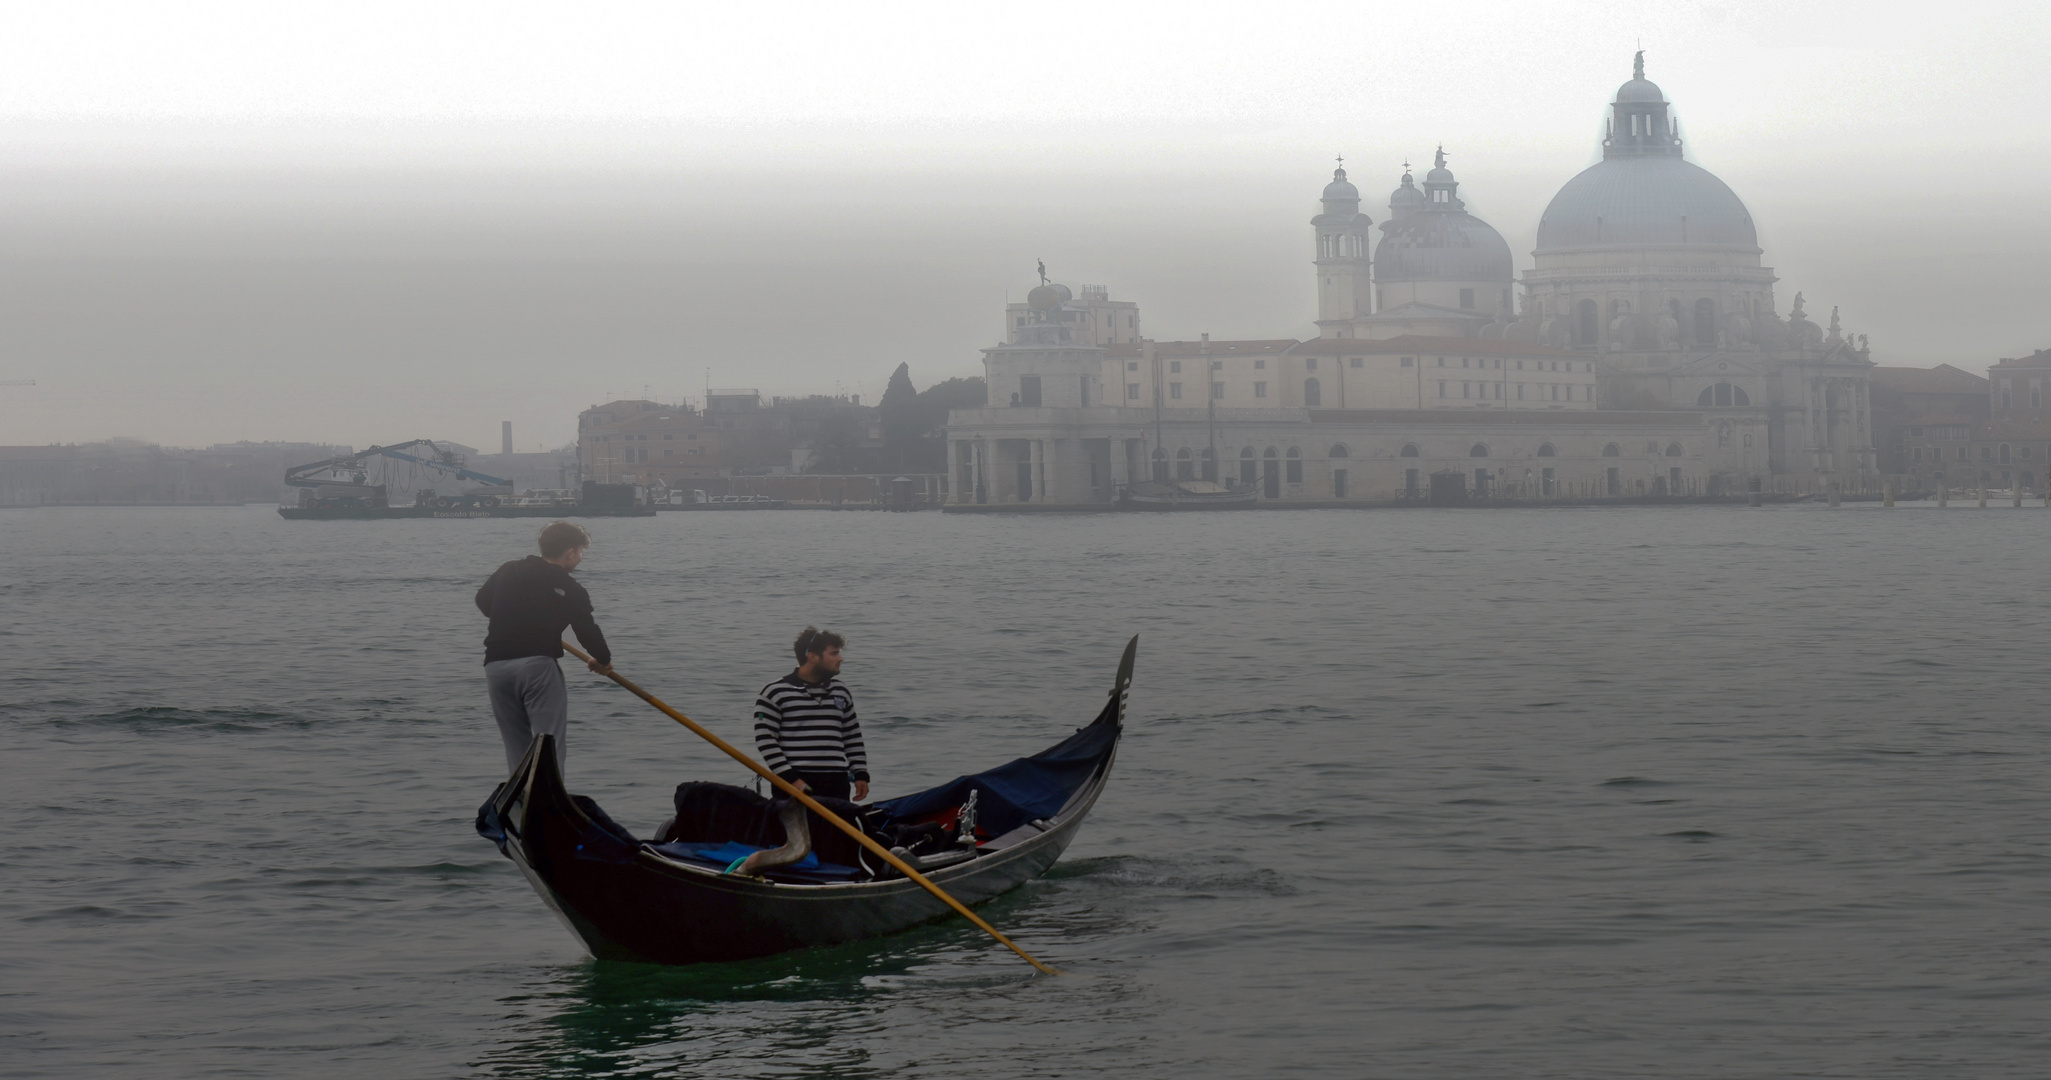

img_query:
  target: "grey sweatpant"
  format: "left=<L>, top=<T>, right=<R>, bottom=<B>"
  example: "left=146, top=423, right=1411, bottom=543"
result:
left=486, top=655, right=569, bottom=777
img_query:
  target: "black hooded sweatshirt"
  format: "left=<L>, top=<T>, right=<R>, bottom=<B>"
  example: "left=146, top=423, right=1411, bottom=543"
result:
left=474, top=555, right=611, bottom=666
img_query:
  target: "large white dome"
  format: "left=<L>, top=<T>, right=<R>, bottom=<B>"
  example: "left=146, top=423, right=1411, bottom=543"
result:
left=1535, top=155, right=1758, bottom=253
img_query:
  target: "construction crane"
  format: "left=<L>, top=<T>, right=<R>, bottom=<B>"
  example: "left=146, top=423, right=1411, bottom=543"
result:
left=284, top=439, right=513, bottom=510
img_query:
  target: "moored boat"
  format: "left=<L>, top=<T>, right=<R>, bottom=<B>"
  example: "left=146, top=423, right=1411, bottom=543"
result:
left=475, top=638, right=1134, bottom=964
left=1120, top=479, right=1259, bottom=510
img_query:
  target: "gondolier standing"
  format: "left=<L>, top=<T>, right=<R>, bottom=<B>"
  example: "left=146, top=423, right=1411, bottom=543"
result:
left=476, top=521, right=613, bottom=776
left=754, top=628, right=870, bottom=801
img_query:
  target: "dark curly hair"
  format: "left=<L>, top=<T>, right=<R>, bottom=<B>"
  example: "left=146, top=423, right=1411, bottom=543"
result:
left=793, top=626, right=845, bottom=663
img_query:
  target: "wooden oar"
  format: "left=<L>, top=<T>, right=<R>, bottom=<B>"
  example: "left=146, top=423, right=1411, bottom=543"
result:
left=560, top=640, right=1061, bottom=976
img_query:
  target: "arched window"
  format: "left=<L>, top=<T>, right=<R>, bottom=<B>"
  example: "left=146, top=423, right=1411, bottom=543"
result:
left=1399, top=444, right=1420, bottom=458
left=1694, top=298, right=1716, bottom=343
left=1696, top=382, right=1750, bottom=407
left=1602, top=443, right=1621, bottom=457
left=1239, top=447, right=1256, bottom=485
left=1304, top=377, right=1321, bottom=407
left=1264, top=446, right=1277, bottom=458
left=1151, top=447, right=1168, bottom=482
left=1578, top=299, right=1599, bottom=346
left=1329, top=444, right=1349, bottom=458
left=1285, top=447, right=1303, bottom=484
left=1469, top=443, right=1489, bottom=458
left=2000, top=444, right=2012, bottom=464
left=1536, top=443, right=1556, bottom=457
left=1665, top=443, right=1683, bottom=457
left=1175, top=447, right=1194, bottom=480
left=1200, top=446, right=1217, bottom=481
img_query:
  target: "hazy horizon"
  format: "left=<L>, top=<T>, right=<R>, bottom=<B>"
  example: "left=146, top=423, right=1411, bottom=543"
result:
left=2, top=0, right=2046, bottom=450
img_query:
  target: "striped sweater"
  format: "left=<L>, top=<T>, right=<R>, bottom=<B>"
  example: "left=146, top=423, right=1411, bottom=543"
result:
left=754, top=672, right=869, bottom=782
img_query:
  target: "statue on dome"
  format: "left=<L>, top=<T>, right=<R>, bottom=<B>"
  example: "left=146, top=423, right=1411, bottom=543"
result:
left=1634, top=51, right=1645, bottom=81
left=1036, top=260, right=1048, bottom=286
left=1786, top=294, right=1823, bottom=350
left=1434, top=146, right=1447, bottom=170
left=1825, top=305, right=1843, bottom=345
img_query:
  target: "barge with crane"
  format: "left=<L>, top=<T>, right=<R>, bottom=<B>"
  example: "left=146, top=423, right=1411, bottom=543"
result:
left=277, top=440, right=651, bottom=519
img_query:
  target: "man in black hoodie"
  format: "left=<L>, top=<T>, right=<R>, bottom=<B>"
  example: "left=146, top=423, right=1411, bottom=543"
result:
left=476, top=521, right=612, bottom=776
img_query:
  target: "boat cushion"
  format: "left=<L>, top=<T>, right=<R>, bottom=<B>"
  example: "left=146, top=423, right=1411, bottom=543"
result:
left=665, top=782, right=876, bottom=872
left=650, top=840, right=867, bottom=884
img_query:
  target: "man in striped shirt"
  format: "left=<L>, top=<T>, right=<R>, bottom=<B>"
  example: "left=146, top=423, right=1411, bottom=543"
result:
left=754, top=627, right=870, bottom=801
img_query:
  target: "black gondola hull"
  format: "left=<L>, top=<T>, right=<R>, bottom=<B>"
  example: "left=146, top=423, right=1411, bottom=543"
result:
left=481, top=638, right=1131, bottom=965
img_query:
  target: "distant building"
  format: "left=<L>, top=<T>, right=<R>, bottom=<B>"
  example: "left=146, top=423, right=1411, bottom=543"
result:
left=1954, top=350, right=2051, bottom=491
left=1005, top=283, right=1140, bottom=346
left=576, top=391, right=875, bottom=486
left=1869, top=365, right=1988, bottom=482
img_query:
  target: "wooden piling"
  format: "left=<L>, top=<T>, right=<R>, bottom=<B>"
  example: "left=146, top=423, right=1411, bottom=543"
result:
left=1884, top=483, right=1895, bottom=507
left=1939, top=483, right=1948, bottom=508
left=1979, top=487, right=1988, bottom=508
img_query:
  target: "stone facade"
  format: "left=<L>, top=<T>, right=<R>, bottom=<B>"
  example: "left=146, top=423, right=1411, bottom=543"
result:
left=946, top=53, right=1885, bottom=505
left=1900, top=350, right=2051, bottom=492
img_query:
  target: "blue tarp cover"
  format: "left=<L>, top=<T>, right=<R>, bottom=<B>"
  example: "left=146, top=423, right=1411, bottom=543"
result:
left=870, top=714, right=1118, bottom=837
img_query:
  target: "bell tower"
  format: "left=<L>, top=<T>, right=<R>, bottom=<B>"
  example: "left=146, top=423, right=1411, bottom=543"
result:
left=1312, top=161, right=1374, bottom=337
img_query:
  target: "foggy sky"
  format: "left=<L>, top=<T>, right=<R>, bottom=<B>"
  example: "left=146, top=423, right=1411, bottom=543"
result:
left=1, top=0, right=2046, bottom=450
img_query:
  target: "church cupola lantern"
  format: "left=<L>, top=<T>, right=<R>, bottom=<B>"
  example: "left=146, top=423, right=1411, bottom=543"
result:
left=1604, top=51, right=1683, bottom=159
left=1420, top=146, right=1464, bottom=209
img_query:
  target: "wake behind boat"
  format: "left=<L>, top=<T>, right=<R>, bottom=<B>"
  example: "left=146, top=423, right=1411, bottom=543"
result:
left=475, top=638, right=1134, bottom=965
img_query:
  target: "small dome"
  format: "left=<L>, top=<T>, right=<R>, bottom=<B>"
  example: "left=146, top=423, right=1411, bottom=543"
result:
left=1424, top=165, right=1455, bottom=184
left=1388, top=171, right=1425, bottom=214
left=1375, top=210, right=1514, bottom=284
left=1321, top=167, right=1360, bottom=202
left=1616, top=77, right=1664, bottom=103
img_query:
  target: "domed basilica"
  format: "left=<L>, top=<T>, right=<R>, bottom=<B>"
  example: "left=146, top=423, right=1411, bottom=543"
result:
left=946, top=55, right=1878, bottom=507
left=1318, top=53, right=1876, bottom=479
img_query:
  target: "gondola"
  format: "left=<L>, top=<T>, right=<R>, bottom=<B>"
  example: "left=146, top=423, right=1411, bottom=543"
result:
left=475, top=637, right=1134, bottom=965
